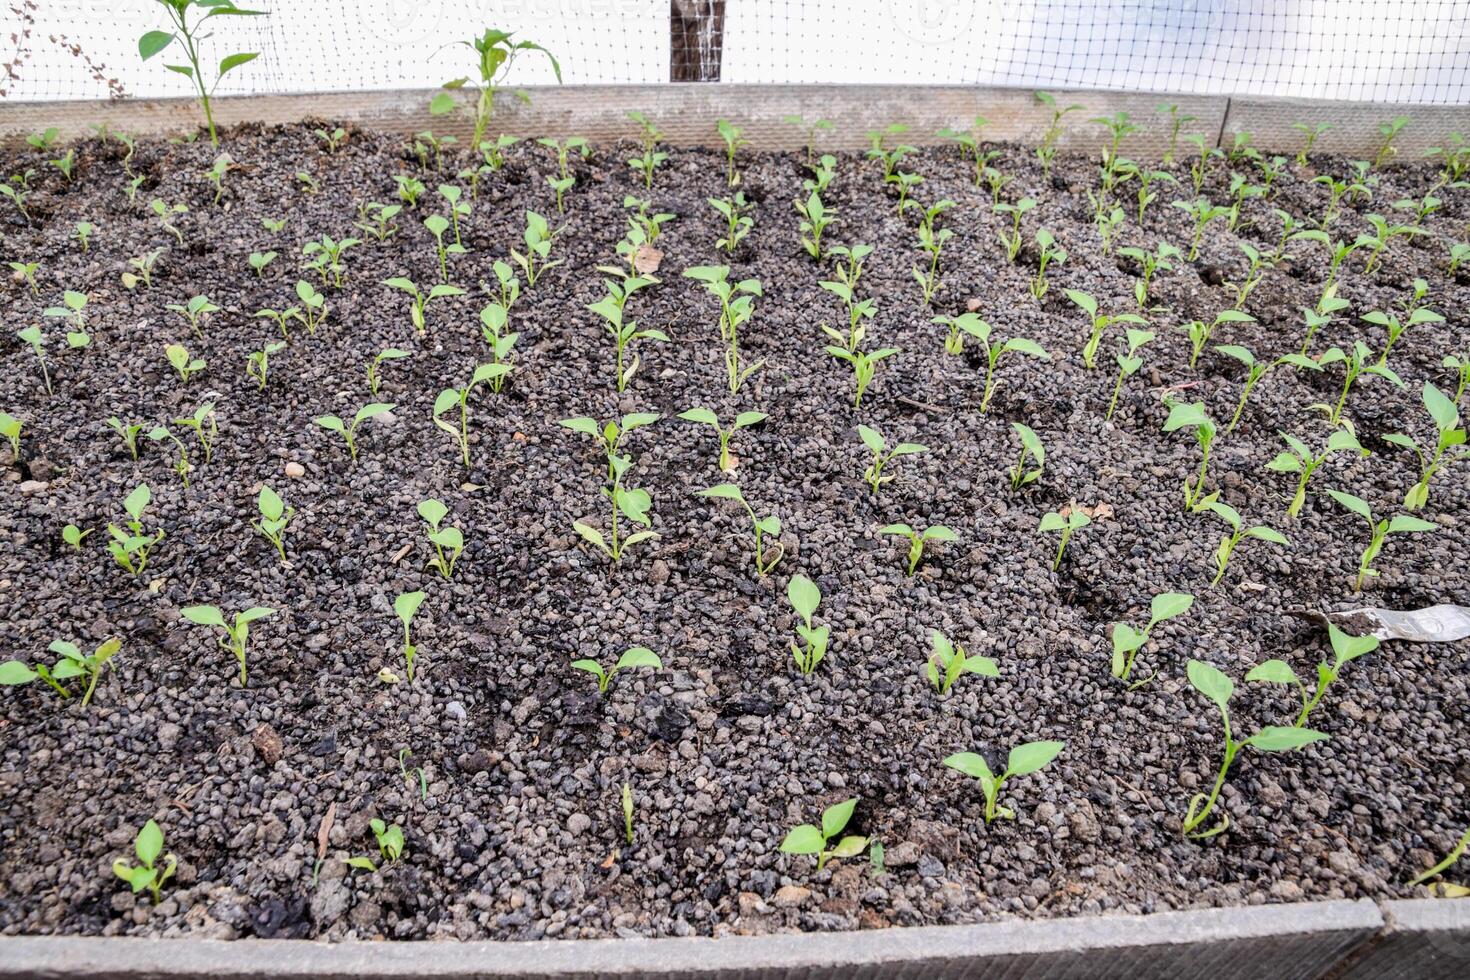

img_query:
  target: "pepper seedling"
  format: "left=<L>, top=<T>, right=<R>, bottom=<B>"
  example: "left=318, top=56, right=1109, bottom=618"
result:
left=1312, top=342, right=1403, bottom=427
left=787, top=574, right=830, bottom=676
left=1029, top=228, right=1068, bottom=300
left=165, top=342, right=205, bottom=383
left=511, top=210, right=563, bottom=287
left=346, top=819, right=406, bottom=872
left=107, top=484, right=164, bottom=576
left=432, top=364, right=510, bottom=467
left=251, top=485, right=293, bottom=562
left=1181, top=659, right=1327, bottom=839
left=166, top=294, right=219, bottom=339
left=938, top=314, right=1048, bottom=414
left=314, top=403, right=395, bottom=463
left=137, top=0, right=263, bottom=147
left=684, top=265, right=764, bottom=394
left=795, top=191, right=835, bottom=260
left=1266, top=428, right=1367, bottom=518
left=944, top=741, right=1064, bottom=823
left=245, top=340, right=285, bottom=389
left=560, top=414, right=660, bottom=563
left=395, top=591, right=425, bottom=682
left=825, top=344, right=898, bottom=410
left=1162, top=401, right=1218, bottom=512
left=1325, top=489, right=1437, bottom=591
left=1384, top=382, right=1466, bottom=511
left=1111, top=592, right=1193, bottom=687
left=1065, top=289, right=1148, bottom=370
left=857, top=424, right=927, bottom=494
left=678, top=408, right=767, bottom=473
left=588, top=271, right=665, bottom=392
left=417, top=498, right=464, bottom=579
left=1215, top=344, right=1322, bottom=432
left=62, top=524, right=90, bottom=550
left=1008, top=422, right=1045, bottom=490
left=112, top=820, right=176, bottom=905
left=478, top=304, right=517, bottom=392
left=0, top=637, right=121, bottom=707
left=428, top=28, right=560, bottom=152
left=780, top=798, right=868, bottom=871
left=696, top=483, right=782, bottom=575
left=1107, top=328, right=1155, bottom=420
left=254, top=306, right=302, bottom=341
left=994, top=197, right=1035, bottom=261
left=367, top=348, right=410, bottom=395
left=709, top=193, right=754, bottom=253
left=926, top=628, right=997, bottom=696
left=716, top=118, right=750, bottom=186
left=1248, top=623, right=1378, bottom=728
left=571, top=646, right=662, bottom=694
left=1202, top=499, right=1289, bottom=585
left=0, top=412, right=22, bottom=459
left=1039, top=507, right=1090, bottom=570
left=880, top=522, right=957, bottom=576
left=181, top=604, right=275, bottom=687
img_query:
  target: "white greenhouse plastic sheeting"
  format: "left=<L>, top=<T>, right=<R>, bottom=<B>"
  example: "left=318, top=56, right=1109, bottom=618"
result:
left=3, top=0, right=1468, bottom=104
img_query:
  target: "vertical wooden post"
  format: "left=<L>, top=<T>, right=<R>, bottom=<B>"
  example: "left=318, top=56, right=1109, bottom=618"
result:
left=670, top=0, right=726, bottom=81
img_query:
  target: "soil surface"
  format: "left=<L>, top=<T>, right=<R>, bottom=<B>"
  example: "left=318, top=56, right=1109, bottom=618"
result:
left=1, top=120, right=1468, bottom=942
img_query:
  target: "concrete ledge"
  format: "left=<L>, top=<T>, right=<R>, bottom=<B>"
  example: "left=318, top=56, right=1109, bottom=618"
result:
left=0, top=898, right=1383, bottom=979
left=3, top=84, right=1468, bottom=159
left=1335, top=898, right=1470, bottom=980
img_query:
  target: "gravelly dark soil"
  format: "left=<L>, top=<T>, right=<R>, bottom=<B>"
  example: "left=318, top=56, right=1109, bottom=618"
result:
left=1, top=119, right=1467, bottom=942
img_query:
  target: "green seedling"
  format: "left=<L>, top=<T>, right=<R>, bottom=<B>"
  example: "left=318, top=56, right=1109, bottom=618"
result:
left=314, top=126, right=346, bottom=152
left=302, top=233, right=361, bottom=288
left=1133, top=165, right=1179, bottom=223
left=477, top=303, right=517, bottom=392
left=1111, top=592, right=1192, bottom=687
left=432, top=364, right=509, bottom=467
left=395, top=175, right=426, bottom=207
left=1384, top=382, right=1466, bottom=511
left=1266, top=428, right=1367, bottom=518
left=1410, top=827, right=1470, bottom=890
left=170, top=401, right=217, bottom=465
left=1029, top=228, right=1067, bottom=300
left=1292, top=121, right=1331, bottom=165
left=1107, top=328, right=1155, bottom=420
left=785, top=113, right=835, bottom=164
left=1373, top=115, right=1409, bottom=168
left=1163, top=401, right=1218, bottom=512
left=1039, top=507, right=1089, bottom=570
left=1180, top=308, right=1255, bottom=369
left=138, top=0, right=262, bottom=146
left=367, top=348, right=410, bottom=395
left=107, top=484, right=163, bottom=575
left=8, top=260, right=39, bottom=295
left=560, top=413, right=660, bottom=562
left=709, top=193, right=754, bottom=254
left=1036, top=90, right=1081, bottom=177
left=167, top=294, right=219, bottom=339
left=112, top=820, right=176, bottom=904
left=149, top=197, right=188, bottom=244
left=696, top=483, right=782, bottom=575
left=940, top=313, right=1048, bottom=414
left=429, top=28, right=560, bottom=151
left=817, top=278, right=876, bottom=353
left=944, top=740, right=1064, bottom=823
left=717, top=119, right=750, bottom=186
left=417, top=498, right=464, bottom=579
left=478, top=134, right=520, bottom=174
left=354, top=201, right=402, bottom=242
left=1172, top=197, right=1228, bottom=261
left=249, top=482, right=294, bottom=561
left=678, top=408, right=767, bottom=473
left=1357, top=213, right=1423, bottom=275
left=865, top=123, right=914, bottom=179
left=571, top=646, right=661, bottom=694
left=1008, top=422, right=1045, bottom=490
left=926, top=628, right=997, bottom=696
left=422, top=214, right=457, bottom=281
left=827, top=244, right=874, bottom=292
left=106, top=417, right=143, bottom=460
left=16, top=325, right=56, bottom=395
left=1325, top=488, right=1437, bottom=591
left=1448, top=242, right=1469, bottom=277
left=511, top=210, right=562, bottom=287
left=1202, top=499, right=1288, bottom=585
left=147, top=424, right=192, bottom=487
left=1181, top=659, right=1327, bottom=839
left=911, top=206, right=955, bottom=305
left=74, top=221, right=94, bottom=252
left=1248, top=623, right=1378, bottom=728
left=0, top=412, right=21, bottom=459
left=994, top=197, right=1035, bottom=261
left=260, top=215, right=286, bottom=233
left=62, top=524, right=91, bottom=550
left=394, top=591, right=425, bottom=682
left=786, top=574, right=830, bottom=676
left=1158, top=103, right=1197, bottom=164
left=314, top=403, right=395, bottom=462
left=588, top=271, right=665, bottom=391
left=295, top=171, right=321, bottom=195
left=826, top=344, right=898, bottom=410
left=795, top=191, right=834, bottom=260
left=347, top=819, right=406, bottom=872
left=1065, top=289, right=1147, bottom=370
left=253, top=306, right=301, bottom=340
left=780, top=798, right=868, bottom=871
left=1313, top=342, right=1403, bottom=427
left=626, top=110, right=667, bottom=189
left=1, top=180, right=31, bottom=220
left=436, top=184, right=471, bottom=248
left=0, top=637, right=121, bottom=707
left=1364, top=305, right=1443, bottom=369
left=181, top=604, right=274, bottom=686
left=886, top=169, right=923, bottom=214
left=245, top=340, right=285, bottom=389
left=684, top=265, right=764, bottom=394
left=1314, top=172, right=1370, bottom=229
left=1299, top=290, right=1350, bottom=355
left=122, top=249, right=162, bottom=290
left=203, top=151, right=235, bottom=203
left=535, top=136, right=588, bottom=212
left=856, top=424, right=927, bottom=494
left=382, top=276, right=465, bottom=334
left=803, top=153, right=837, bottom=194
left=397, top=748, right=426, bottom=800
left=248, top=250, right=277, bottom=277
left=880, top=522, right=957, bottom=576
left=1215, top=344, right=1321, bottom=431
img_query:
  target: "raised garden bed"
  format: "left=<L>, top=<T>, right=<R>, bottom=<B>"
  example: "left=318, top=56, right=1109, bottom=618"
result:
left=1, top=114, right=1467, bottom=948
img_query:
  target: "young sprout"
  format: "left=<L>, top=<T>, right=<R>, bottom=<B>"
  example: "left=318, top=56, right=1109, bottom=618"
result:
left=1266, top=428, right=1368, bottom=518
left=571, top=646, right=662, bottom=694
left=417, top=498, right=464, bottom=579
left=880, top=522, right=957, bottom=576
left=250, top=486, right=293, bottom=562
left=1172, top=197, right=1229, bottom=261
left=167, top=294, right=219, bottom=339
left=8, top=260, right=39, bottom=295
left=709, top=193, right=754, bottom=254
left=315, top=125, right=347, bottom=152
left=855, top=424, right=927, bottom=495
left=785, top=113, right=835, bottom=164
left=295, top=171, right=322, bottom=195
left=395, top=174, right=426, bottom=207
left=62, top=523, right=91, bottom=550
left=180, top=604, right=275, bottom=687
left=994, top=197, right=1035, bottom=262
left=74, top=221, right=95, bottom=252
left=428, top=29, right=560, bottom=151
left=432, top=364, right=510, bottom=467
left=0, top=411, right=22, bottom=459
left=302, top=233, right=361, bottom=288
left=911, top=205, right=955, bottom=306
left=938, top=313, right=1049, bottom=414
left=477, top=304, right=517, bottom=392
left=1313, top=172, right=1370, bottom=229
left=787, top=575, right=829, bottom=676
left=588, top=271, right=665, bottom=392
left=314, top=403, right=395, bottom=463
left=355, top=201, right=402, bottom=242
left=1036, top=90, right=1082, bottom=177
left=137, top=0, right=263, bottom=146
left=1065, top=289, right=1147, bottom=370
left=107, top=484, right=164, bottom=575
left=795, top=191, right=835, bottom=260
left=1202, top=499, right=1289, bottom=585
left=560, top=414, right=660, bottom=563
left=394, top=591, right=426, bottom=682
left=511, top=211, right=562, bottom=287
left=1372, top=115, right=1409, bottom=168
left=436, top=184, right=471, bottom=249
left=1385, top=382, right=1466, bottom=511
left=1163, top=401, right=1217, bottom=512
left=1449, top=242, right=1470, bottom=278
left=1248, top=623, right=1378, bottom=729
left=684, top=265, right=764, bottom=394
left=677, top=408, right=767, bottom=473
left=925, top=629, right=997, bottom=696
left=626, top=111, right=667, bottom=189
left=245, top=340, right=285, bottom=389
left=716, top=118, right=749, bottom=186
left=1181, top=660, right=1327, bottom=839
left=1008, top=422, right=1045, bottom=490
left=16, top=325, right=55, bottom=395
left=886, top=169, right=923, bottom=214
left=346, top=819, right=406, bottom=872
left=943, top=740, right=1064, bottom=823
left=1364, top=305, right=1443, bottom=369
left=423, top=214, right=457, bottom=281
left=165, top=342, right=205, bottom=383
left=865, top=123, right=914, bottom=179
left=149, top=198, right=188, bottom=244
left=535, top=136, right=588, bottom=212
left=1312, top=342, right=1403, bottom=427
left=1158, top=103, right=1197, bottom=164
left=696, top=483, right=782, bottom=575
left=382, top=276, right=465, bottom=335
left=817, top=278, right=876, bottom=353
left=248, top=250, right=277, bottom=277
left=367, top=348, right=410, bottom=396
left=1107, top=328, right=1155, bottom=420
left=1214, top=344, right=1322, bottom=432
left=122, top=249, right=162, bottom=290
left=203, top=151, right=235, bottom=203
left=172, top=401, right=217, bottom=465
left=147, top=424, right=192, bottom=487
left=1111, top=592, right=1192, bottom=687
left=0, top=637, right=121, bottom=707
left=1133, top=165, right=1180, bottom=223
left=780, top=798, right=868, bottom=871
left=1029, top=228, right=1067, bottom=300
left=1180, top=308, right=1255, bottom=369
left=1039, top=508, right=1089, bottom=570
left=112, top=820, right=176, bottom=905
left=1325, top=489, right=1437, bottom=591
left=825, top=344, right=898, bottom=410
